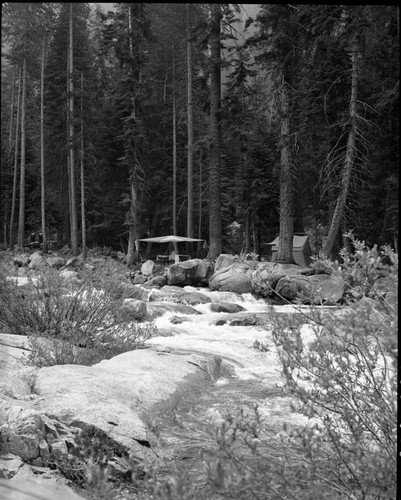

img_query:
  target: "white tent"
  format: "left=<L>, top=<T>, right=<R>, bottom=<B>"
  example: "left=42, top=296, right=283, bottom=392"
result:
left=268, top=234, right=311, bottom=266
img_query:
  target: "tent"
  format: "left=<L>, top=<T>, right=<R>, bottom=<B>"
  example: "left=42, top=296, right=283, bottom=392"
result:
left=268, top=234, right=311, bottom=266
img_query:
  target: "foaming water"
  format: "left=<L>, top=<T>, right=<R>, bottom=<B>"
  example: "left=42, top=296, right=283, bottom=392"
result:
left=149, top=289, right=341, bottom=383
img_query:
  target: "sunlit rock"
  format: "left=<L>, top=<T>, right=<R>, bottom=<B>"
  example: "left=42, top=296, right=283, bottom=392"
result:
left=167, top=259, right=213, bottom=287
left=209, top=262, right=255, bottom=294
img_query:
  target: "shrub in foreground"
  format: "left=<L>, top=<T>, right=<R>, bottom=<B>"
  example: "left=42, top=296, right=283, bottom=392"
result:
left=268, top=243, right=397, bottom=499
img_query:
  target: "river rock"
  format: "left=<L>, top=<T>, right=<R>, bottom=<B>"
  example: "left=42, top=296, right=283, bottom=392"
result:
left=29, top=253, right=45, bottom=270
left=59, top=270, right=79, bottom=283
left=169, top=315, right=191, bottom=324
left=274, top=273, right=344, bottom=304
left=132, top=274, right=147, bottom=285
left=149, top=289, right=211, bottom=306
left=146, top=302, right=201, bottom=320
left=210, top=302, right=246, bottom=313
left=167, top=259, right=213, bottom=287
left=214, top=254, right=241, bottom=271
left=145, top=275, right=167, bottom=287
left=148, top=288, right=182, bottom=302
left=141, top=260, right=155, bottom=276
left=176, top=291, right=212, bottom=306
left=122, top=299, right=147, bottom=321
left=209, top=262, right=256, bottom=294
left=46, top=257, right=65, bottom=269
left=123, top=284, right=151, bottom=301
left=208, top=291, right=245, bottom=303
left=251, top=262, right=305, bottom=298
left=12, top=254, right=29, bottom=267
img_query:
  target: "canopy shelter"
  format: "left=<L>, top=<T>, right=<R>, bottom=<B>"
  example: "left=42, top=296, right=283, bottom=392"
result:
left=138, top=235, right=204, bottom=244
left=138, top=235, right=206, bottom=263
left=268, top=234, right=311, bottom=266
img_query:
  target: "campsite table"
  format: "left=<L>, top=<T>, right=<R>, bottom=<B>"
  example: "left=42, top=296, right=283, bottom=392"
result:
left=176, top=254, right=191, bottom=262
left=156, top=255, right=170, bottom=264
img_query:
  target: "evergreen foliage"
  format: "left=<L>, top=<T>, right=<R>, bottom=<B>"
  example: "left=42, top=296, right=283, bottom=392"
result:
left=0, top=4, right=398, bottom=255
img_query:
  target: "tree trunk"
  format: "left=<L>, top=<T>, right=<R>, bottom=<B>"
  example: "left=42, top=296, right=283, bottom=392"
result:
left=69, top=2, right=78, bottom=255
left=276, top=77, right=294, bottom=263
left=8, top=65, right=15, bottom=152
left=207, top=3, right=222, bottom=259
left=126, top=183, right=140, bottom=266
left=125, top=5, right=143, bottom=266
left=9, top=66, right=21, bottom=250
left=197, top=158, right=203, bottom=257
left=323, top=40, right=359, bottom=259
left=17, top=57, right=27, bottom=251
left=186, top=3, right=194, bottom=250
left=172, top=46, right=177, bottom=238
left=80, top=72, right=86, bottom=260
left=41, top=34, right=48, bottom=254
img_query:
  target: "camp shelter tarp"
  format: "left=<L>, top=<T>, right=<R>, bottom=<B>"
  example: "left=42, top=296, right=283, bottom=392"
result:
left=268, top=234, right=311, bottom=266
left=138, top=235, right=204, bottom=243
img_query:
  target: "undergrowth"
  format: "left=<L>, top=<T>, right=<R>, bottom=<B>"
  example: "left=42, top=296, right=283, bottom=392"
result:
left=0, top=261, right=156, bottom=366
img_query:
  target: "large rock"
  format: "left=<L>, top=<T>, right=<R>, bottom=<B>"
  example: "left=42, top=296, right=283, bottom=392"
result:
left=32, top=349, right=210, bottom=459
left=251, top=262, right=305, bottom=297
left=274, top=273, right=344, bottom=304
left=209, top=262, right=257, bottom=294
left=0, top=477, right=84, bottom=500
left=214, top=254, right=241, bottom=272
left=167, top=259, right=213, bottom=287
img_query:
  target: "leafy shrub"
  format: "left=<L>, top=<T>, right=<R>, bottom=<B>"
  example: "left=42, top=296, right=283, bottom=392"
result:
left=268, top=244, right=397, bottom=499
left=338, top=233, right=396, bottom=303
left=0, top=264, right=156, bottom=366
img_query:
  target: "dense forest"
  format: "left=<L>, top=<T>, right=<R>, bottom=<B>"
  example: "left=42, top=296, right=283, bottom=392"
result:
left=1, top=3, right=399, bottom=263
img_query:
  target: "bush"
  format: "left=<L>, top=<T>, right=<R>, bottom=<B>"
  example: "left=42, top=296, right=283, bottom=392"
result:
left=268, top=242, right=397, bottom=499
left=0, top=264, right=156, bottom=366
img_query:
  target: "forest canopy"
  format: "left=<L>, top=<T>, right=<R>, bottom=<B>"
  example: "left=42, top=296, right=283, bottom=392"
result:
left=1, top=3, right=399, bottom=262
